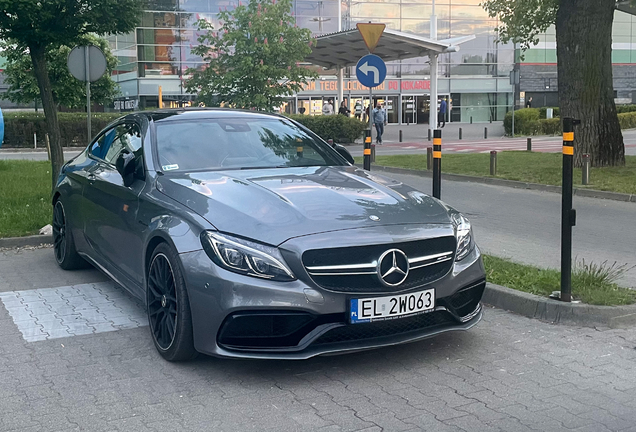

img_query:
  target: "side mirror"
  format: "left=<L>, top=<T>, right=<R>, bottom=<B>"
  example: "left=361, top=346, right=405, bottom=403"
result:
left=116, top=151, right=136, bottom=187
left=334, top=144, right=354, bottom=165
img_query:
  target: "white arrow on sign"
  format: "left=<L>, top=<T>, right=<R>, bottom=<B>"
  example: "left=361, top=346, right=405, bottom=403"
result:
left=359, top=61, right=380, bottom=85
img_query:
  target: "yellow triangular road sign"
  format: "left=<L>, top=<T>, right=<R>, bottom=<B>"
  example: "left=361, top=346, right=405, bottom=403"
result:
left=356, top=23, right=386, bottom=53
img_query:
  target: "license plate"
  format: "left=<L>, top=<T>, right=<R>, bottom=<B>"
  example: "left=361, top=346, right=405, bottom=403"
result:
left=349, top=289, right=435, bottom=324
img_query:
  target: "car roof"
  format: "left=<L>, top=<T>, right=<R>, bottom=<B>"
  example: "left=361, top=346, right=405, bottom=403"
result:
left=126, top=108, right=285, bottom=123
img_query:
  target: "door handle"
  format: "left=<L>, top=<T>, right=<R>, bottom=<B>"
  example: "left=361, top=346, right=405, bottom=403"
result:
left=87, top=174, right=96, bottom=183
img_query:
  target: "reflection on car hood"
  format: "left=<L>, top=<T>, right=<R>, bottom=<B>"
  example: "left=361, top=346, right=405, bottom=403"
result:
left=157, top=166, right=452, bottom=245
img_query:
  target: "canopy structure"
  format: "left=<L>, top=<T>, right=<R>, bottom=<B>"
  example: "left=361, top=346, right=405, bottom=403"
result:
left=304, top=28, right=475, bottom=132
left=306, top=29, right=475, bottom=70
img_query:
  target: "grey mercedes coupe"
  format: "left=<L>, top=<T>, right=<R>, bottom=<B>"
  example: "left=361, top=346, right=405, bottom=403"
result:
left=52, top=109, right=485, bottom=361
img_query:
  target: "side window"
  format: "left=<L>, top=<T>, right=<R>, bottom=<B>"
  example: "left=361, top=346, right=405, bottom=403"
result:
left=89, top=128, right=116, bottom=160
left=90, top=123, right=142, bottom=164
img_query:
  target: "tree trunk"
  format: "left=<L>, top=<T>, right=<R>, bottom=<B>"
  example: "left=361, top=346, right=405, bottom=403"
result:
left=29, top=44, right=64, bottom=190
left=556, top=0, right=625, bottom=167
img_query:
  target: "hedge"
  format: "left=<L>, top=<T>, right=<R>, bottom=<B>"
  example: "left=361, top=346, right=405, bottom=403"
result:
left=1, top=111, right=367, bottom=148
left=616, top=105, right=636, bottom=114
left=287, top=114, right=367, bottom=144
left=618, top=112, right=636, bottom=129
left=503, top=108, right=541, bottom=136
left=2, top=112, right=122, bottom=148
left=506, top=109, right=636, bottom=136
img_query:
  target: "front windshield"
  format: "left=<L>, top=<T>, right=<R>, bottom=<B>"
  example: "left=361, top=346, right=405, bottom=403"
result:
left=155, top=117, right=345, bottom=172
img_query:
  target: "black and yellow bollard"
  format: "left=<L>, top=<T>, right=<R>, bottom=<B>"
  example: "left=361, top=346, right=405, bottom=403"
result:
left=560, top=117, right=579, bottom=302
left=432, top=129, right=442, bottom=199
left=363, top=129, right=372, bottom=171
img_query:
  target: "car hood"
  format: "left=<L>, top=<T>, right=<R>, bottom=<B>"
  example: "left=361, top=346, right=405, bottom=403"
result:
left=157, top=166, right=452, bottom=245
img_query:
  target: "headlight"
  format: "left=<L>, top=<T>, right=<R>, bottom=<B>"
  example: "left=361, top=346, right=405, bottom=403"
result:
left=450, top=212, right=473, bottom=261
left=201, top=232, right=296, bottom=282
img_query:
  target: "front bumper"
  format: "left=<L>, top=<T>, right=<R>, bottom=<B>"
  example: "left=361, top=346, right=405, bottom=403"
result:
left=180, top=240, right=486, bottom=360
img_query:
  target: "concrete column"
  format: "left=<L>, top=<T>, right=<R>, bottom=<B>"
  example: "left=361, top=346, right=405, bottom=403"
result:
left=430, top=53, right=438, bottom=133
left=338, top=66, right=344, bottom=109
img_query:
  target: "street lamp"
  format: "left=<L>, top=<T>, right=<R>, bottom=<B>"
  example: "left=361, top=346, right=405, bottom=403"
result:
left=311, top=1, right=331, bottom=33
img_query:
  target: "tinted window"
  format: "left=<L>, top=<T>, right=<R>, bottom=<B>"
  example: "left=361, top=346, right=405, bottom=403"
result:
left=90, top=123, right=142, bottom=164
left=155, top=118, right=345, bottom=172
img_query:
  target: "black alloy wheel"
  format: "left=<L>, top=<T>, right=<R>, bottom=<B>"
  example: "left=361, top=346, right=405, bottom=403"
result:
left=147, top=243, right=197, bottom=361
left=148, top=253, right=178, bottom=350
left=52, top=200, right=86, bottom=270
left=53, top=201, right=67, bottom=264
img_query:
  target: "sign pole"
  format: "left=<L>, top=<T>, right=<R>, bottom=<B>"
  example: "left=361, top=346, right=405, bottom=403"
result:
left=84, top=46, right=91, bottom=141
left=369, top=81, right=373, bottom=143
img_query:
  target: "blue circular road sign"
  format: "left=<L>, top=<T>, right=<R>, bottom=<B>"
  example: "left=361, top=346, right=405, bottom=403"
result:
left=356, top=54, right=387, bottom=88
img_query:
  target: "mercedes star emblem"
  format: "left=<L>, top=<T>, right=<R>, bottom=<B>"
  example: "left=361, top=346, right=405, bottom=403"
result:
left=377, top=249, right=410, bottom=287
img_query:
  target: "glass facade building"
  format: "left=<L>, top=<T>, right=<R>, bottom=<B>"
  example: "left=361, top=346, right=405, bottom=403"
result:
left=106, top=1, right=634, bottom=123
left=517, top=12, right=636, bottom=108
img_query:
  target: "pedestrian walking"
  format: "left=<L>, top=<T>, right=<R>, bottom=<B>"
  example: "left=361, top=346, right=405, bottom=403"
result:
left=354, top=100, right=362, bottom=120
left=437, top=98, right=447, bottom=128
left=322, top=99, right=334, bottom=115
left=372, top=102, right=387, bottom=144
left=338, top=101, right=351, bottom=116
left=525, top=97, right=533, bottom=108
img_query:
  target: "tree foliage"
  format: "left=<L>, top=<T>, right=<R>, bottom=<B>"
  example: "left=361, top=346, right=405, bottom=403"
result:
left=1, top=35, right=119, bottom=109
left=0, top=0, right=143, bottom=189
left=481, top=0, right=558, bottom=51
left=185, top=0, right=318, bottom=111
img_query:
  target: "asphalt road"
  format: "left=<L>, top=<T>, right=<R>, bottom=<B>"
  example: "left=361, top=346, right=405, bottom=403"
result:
left=382, top=172, right=636, bottom=289
left=1, top=247, right=636, bottom=432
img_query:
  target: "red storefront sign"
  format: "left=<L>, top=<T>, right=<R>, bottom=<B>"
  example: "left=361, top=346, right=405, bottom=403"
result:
left=300, top=79, right=431, bottom=93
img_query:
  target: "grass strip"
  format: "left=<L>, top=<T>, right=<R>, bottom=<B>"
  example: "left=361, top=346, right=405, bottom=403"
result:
left=358, top=152, right=636, bottom=195
left=483, top=255, right=636, bottom=306
left=0, top=160, right=52, bottom=238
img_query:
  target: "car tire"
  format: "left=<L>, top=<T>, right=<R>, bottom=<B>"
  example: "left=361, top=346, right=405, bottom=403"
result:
left=147, top=243, right=198, bottom=362
left=52, top=200, right=88, bottom=270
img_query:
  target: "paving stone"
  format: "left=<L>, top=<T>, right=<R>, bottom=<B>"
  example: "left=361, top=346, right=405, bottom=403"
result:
left=2, top=253, right=636, bottom=432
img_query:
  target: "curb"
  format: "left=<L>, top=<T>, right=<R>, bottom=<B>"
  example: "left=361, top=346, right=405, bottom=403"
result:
left=0, top=234, right=53, bottom=248
left=483, top=282, right=636, bottom=329
left=365, top=165, right=636, bottom=203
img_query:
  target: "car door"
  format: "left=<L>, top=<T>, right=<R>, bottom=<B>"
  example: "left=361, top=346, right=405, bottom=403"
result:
left=83, top=122, right=146, bottom=288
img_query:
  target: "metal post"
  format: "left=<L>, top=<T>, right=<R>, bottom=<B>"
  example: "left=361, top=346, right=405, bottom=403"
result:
left=527, top=138, right=532, bottom=152
left=371, top=143, right=376, bottom=163
left=484, top=127, right=488, bottom=139
left=368, top=87, right=373, bottom=144
left=560, top=117, right=578, bottom=302
left=363, top=129, right=372, bottom=170
left=459, top=128, right=462, bottom=140
left=34, top=133, right=37, bottom=149
left=427, top=147, right=432, bottom=170
left=427, top=129, right=431, bottom=141
left=432, top=129, right=442, bottom=199
left=512, top=102, right=515, bottom=138
left=490, top=151, right=497, bottom=176
left=399, top=130, right=403, bottom=142
left=430, top=54, right=438, bottom=136
left=85, top=46, right=91, bottom=142
left=582, top=153, right=590, bottom=185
